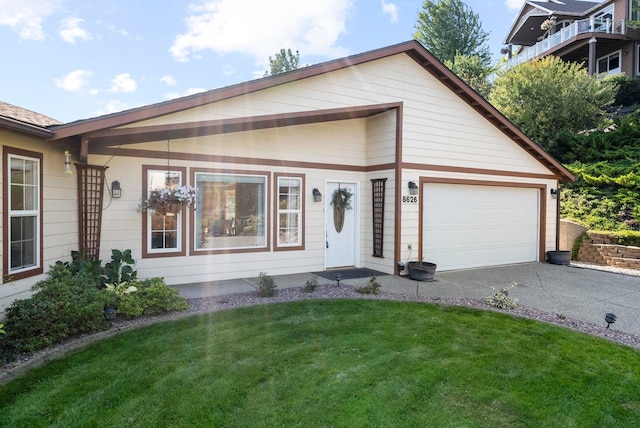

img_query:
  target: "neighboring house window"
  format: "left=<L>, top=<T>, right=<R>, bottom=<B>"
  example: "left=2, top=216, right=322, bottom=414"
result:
left=142, top=166, right=186, bottom=258
left=593, top=5, right=614, bottom=31
left=3, top=147, right=43, bottom=280
left=275, top=174, right=304, bottom=250
left=195, top=171, right=268, bottom=251
left=371, top=178, right=387, bottom=258
left=597, top=51, right=621, bottom=74
left=632, top=0, right=640, bottom=21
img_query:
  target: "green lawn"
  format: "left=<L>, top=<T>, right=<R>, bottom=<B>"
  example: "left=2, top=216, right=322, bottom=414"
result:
left=1, top=299, right=640, bottom=427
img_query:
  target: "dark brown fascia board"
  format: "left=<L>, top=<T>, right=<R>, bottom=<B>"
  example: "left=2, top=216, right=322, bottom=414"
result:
left=86, top=103, right=401, bottom=146
left=404, top=49, right=575, bottom=183
left=49, top=41, right=421, bottom=141
left=0, top=116, right=54, bottom=138
left=50, top=38, right=574, bottom=182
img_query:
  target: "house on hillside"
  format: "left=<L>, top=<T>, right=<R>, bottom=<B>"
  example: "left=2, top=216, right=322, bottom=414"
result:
left=503, top=0, right=640, bottom=75
left=0, top=102, right=78, bottom=312
left=1, top=40, right=574, bottom=310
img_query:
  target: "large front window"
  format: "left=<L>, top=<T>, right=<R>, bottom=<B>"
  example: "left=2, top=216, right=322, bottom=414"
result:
left=4, top=148, right=42, bottom=279
left=195, top=172, right=267, bottom=250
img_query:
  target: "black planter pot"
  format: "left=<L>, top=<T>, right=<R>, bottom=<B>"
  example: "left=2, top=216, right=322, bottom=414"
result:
left=407, top=261, right=437, bottom=282
left=547, top=250, right=571, bottom=265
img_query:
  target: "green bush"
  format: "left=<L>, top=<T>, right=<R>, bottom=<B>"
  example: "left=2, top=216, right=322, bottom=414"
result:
left=0, top=268, right=110, bottom=362
left=485, top=283, right=518, bottom=309
left=355, top=276, right=382, bottom=295
left=257, top=272, right=277, bottom=297
left=113, top=278, right=187, bottom=317
left=303, top=275, right=318, bottom=292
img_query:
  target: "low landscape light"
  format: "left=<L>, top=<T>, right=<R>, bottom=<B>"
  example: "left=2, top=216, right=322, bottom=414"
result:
left=605, top=312, right=617, bottom=329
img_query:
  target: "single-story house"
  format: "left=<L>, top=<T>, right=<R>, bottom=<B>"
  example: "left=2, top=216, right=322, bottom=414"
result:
left=1, top=40, right=574, bottom=311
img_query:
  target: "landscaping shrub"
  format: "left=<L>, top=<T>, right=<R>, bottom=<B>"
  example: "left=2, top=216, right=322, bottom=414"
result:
left=112, top=277, right=187, bottom=317
left=355, top=276, right=382, bottom=295
left=303, top=275, right=318, bottom=292
left=257, top=272, right=277, bottom=297
left=485, top=283, right=518, bottom=309
left=0, top=266, right=110, bottom=362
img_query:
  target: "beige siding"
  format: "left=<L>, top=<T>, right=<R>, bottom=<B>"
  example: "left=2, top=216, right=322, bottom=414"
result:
left=92, top=51, right=560, bottom=283
left=0, top=132, right=79, bottom=314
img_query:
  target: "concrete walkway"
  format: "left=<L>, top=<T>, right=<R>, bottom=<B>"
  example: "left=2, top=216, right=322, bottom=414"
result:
left=173, top=263, right=640, bottom=336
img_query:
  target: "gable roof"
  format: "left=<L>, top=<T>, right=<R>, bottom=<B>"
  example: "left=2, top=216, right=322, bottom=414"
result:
left=50, top=40, right=574, bottom=182
left=0, top=101, right=60, bottom=138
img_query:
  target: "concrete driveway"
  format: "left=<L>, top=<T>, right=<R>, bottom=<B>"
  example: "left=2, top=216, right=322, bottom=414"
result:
left=174, top=263, right=640, bottom=337
left=386, top=263, right=640, bottom=336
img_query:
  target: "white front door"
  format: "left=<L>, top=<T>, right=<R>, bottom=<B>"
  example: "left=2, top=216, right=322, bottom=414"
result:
left=325, top=182, right=357, bottom=268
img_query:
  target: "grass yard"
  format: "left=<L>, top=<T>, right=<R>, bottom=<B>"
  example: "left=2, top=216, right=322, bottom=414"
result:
left=1, top=299, right=640, bottom=427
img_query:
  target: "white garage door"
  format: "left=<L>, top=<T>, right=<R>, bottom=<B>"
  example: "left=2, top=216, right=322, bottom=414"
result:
left=422, top=183, right=540, bottom=271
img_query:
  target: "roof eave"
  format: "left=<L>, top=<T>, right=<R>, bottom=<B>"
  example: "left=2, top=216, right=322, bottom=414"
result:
left=0, top=116, right=55, bottom=138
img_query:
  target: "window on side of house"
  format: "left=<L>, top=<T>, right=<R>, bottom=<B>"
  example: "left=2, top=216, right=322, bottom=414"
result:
left=631, top=0, right=640, bottom=21
left=142, top=167, right=186, bottom=258
left=275, top=174, right=304, bottom=250
left=195, top=171, right=268, bottom=251
left=597, top=51, right=621, bottom=75
left=3, top=147, right=43, bottom=280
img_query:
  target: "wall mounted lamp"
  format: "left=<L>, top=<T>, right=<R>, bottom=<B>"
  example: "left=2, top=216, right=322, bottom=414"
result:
left=64, top=150, right=72, bottom=174
left=312, top=188, right=322, bottom=202
left=111, top=180, right=122, bottom=198
left=550, top=188, right=558, bottom=199
left=408, top=181, right=418, bottom=195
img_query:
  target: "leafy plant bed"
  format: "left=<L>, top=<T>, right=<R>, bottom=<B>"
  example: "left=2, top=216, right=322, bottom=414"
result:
left=2, top=299, right=640, bottom=426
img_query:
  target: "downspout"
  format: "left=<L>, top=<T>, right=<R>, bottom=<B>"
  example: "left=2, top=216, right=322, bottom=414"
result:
left=588, top=37, right=597, bottom=75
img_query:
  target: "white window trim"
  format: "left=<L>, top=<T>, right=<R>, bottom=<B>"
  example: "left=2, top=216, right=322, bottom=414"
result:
left=597, top=50, right=622, bottom=75
left=146, top=169, right=183, bottom=254
left=7, top=152, right=41, bottom=275
left=276, top=176, right=303, bottom=248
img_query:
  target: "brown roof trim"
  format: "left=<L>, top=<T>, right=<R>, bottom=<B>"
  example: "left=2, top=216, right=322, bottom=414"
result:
left=86, top=103, right=401, bottom=146
left=50, top=39, right=574, bottom=182
left=0, top=116, right=54, bottom=138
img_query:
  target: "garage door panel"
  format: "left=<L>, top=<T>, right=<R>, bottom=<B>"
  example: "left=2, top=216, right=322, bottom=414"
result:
left=422, top=184, right=539, bottom=271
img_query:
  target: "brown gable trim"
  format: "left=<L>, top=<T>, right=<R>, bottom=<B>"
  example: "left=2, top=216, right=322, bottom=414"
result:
left=90, top=145, right=397, bottom=173
left=402, top=49, right=574, bottom=183
left=50, top=43, right=414, bottom=140
left=50, top=40, right=574, bottom=182
left=85, top=103, right=401, bottom=147
left=403, top=162, right=558, bottom=181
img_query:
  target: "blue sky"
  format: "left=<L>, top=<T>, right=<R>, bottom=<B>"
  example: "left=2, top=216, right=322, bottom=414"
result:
left=1, top=0, right=526, bottom=123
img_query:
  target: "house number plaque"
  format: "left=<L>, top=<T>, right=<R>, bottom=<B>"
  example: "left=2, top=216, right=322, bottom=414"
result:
left=402, top=195, right=418, bottom=204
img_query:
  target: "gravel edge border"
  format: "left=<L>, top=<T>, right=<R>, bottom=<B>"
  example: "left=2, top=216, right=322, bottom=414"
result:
left=2, top=282, right=639, bottom=386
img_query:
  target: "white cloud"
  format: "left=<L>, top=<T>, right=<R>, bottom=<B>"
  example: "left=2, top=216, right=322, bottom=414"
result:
left=109, top=73, right=137, bottom=93
left=160, top=75, right=177, bottom=86
left=95, top=100, right=130, bottom=116
left=170, top=0, right=352, bottom=63
left=381, top=0, right=398, bottom=23
left=59, top=17, right=92, bottom=44
left=505, top=0, right=525, bottom=11
left=54, top=69, right=93, bottom=92
left=165, top=87, right=207, bottom=100
left=0, top=0, right=60, bottom=40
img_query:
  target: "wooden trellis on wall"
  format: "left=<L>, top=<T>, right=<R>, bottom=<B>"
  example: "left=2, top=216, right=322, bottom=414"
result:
left=76, top=164, right=107, bottom=260
left=371, top=178, right=387, bottom=258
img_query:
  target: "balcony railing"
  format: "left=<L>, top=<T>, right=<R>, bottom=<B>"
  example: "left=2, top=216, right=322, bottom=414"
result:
left=500, top=17, right=626, bottom=72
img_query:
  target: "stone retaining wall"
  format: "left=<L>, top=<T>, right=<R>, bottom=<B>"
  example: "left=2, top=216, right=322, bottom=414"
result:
left=578, top=232, right=640, bottom=270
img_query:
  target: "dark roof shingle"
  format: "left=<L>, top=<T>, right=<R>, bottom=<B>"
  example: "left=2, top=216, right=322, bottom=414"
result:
left=0, top=101, right=61, bottom=128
